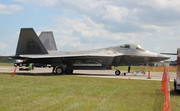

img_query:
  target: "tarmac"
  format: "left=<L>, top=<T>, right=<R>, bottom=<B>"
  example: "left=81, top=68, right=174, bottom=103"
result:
left=0, top=66, right=177, bottom=81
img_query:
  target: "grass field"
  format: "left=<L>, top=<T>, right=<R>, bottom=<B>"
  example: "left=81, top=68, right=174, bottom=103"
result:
left=0, top=73, right=180, bottom=111
left=0, top=63, right=13, bottom=66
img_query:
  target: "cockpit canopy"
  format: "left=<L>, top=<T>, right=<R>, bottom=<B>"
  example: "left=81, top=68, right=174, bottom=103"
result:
left=120, top=44, right=145, bottom=51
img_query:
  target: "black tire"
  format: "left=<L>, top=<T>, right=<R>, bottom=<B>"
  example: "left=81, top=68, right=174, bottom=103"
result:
left=115, top=70, right=121, bottom=75
left=124, top=73, right=126, bottom=76
left=55, top=67, right=63, bottom=74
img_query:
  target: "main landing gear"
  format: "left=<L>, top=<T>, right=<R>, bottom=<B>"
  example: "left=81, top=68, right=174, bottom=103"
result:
left=55, top=66, right=63, bottom=74
left=52, top=66, right=73, bottom=74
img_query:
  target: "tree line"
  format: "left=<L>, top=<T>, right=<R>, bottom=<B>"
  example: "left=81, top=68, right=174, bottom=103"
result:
left=0, top=58, right=14, bottom=63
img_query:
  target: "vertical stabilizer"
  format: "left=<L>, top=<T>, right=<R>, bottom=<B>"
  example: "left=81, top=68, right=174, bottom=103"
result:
left=16, top=28, right=48, bottom=55
left=39, top=31, right=57, bottom=51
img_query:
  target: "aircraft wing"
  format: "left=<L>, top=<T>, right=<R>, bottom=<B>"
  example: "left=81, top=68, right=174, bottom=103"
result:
left=12, top=52, right=124, bottom=59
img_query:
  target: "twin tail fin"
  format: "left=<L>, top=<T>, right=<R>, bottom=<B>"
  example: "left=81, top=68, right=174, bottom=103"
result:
left=39, top=31, right=57, bottom=51
left=16, top=28, right=48, bottom=55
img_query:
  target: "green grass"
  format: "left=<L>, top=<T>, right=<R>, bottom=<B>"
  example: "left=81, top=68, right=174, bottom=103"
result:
left=0, top=63, right=13, bottom=66
left=0, top=73, right=180, bottom=111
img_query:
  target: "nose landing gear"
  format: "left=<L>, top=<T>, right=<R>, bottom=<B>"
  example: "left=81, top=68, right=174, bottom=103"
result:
left=115, top=70, right=121, bottom=75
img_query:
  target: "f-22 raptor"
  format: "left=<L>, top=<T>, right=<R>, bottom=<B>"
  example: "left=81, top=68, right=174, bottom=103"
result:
left=12, top=28, right=170, bottom=75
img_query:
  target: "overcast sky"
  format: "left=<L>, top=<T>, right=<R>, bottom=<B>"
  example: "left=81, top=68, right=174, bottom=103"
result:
left=1, top=0, right=180, bottom=60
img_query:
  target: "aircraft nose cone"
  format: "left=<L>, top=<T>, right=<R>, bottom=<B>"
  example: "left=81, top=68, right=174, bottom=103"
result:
left=158, top=54, right=170, bottom=61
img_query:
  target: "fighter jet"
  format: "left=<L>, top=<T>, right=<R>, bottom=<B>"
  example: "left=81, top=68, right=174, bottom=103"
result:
left=11, top=28, right=170, bottom=75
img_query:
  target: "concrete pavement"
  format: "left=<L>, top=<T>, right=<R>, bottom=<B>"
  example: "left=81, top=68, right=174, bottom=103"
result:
left=0, top=66, right=176, bottom=81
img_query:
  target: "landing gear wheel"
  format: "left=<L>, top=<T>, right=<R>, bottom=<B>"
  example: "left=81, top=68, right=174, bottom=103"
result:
left=115, top=70, right=121, bottom=76
left=124, top=73, right=126, bottom=76
left=55, top=67, right=63, bottom=74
